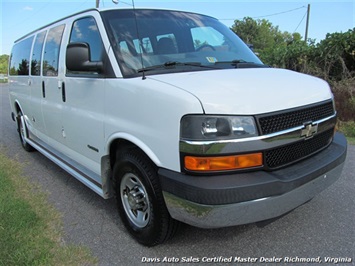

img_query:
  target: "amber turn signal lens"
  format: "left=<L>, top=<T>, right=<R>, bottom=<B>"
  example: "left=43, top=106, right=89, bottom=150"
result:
left=184, top=153, right=263, bottom=171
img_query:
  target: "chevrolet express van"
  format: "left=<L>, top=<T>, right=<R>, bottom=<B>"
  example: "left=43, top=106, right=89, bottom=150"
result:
left=8, top=8, right=347, bottom=246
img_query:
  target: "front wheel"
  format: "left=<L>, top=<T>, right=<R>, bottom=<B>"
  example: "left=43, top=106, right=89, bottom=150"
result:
left=113, top=149, right=179, bottom=246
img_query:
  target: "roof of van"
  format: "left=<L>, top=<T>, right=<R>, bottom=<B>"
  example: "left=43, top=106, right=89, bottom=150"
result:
left=14, top=7, right=214, bottom=43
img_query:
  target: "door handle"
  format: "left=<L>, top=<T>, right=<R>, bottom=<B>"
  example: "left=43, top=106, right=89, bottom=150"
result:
left=42, top=81, right=45, bottom=98
left=62, top=82, right=66, bottom=102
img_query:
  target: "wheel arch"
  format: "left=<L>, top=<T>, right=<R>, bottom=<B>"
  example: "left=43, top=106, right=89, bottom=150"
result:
left=101, top=133, right=163, bottom=199
left=13, top=100, right=27, bottom=132
left=107, top=133, right=162, bottom=175
left=13, top=100, right=22, bottom=115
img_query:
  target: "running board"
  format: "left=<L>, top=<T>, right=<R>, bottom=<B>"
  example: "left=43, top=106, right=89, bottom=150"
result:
left=25, top=135, right=108, bottom=199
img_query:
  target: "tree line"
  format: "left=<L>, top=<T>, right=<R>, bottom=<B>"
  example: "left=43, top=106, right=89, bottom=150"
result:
left=0, top=55, right=9, bottom=74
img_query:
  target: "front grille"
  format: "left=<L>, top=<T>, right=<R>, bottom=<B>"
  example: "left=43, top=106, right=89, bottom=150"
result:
left=265, top=129, right=334, bottom=169
left=257, top=101, right=335, bottom=135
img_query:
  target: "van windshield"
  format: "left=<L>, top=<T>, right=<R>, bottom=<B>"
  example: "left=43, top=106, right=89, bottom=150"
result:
left=101, top=9, right=263, bottom=77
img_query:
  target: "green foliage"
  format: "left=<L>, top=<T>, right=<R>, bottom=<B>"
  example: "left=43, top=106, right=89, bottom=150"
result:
left=263, top=40, right=314, bottom=72
left=332, top=77, right=355, bottom=121
left=0, top=54, right=9, bottom=74
left=230, top=17, right=300, bottom=56
left=313, top=29, right=355, bottom=82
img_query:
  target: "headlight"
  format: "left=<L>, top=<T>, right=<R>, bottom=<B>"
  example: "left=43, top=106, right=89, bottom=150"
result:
left=180, top=115, right=258, bottom=141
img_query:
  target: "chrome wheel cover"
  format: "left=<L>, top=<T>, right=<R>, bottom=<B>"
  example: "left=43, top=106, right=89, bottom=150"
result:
left=120, top=173, right=150, bottom=228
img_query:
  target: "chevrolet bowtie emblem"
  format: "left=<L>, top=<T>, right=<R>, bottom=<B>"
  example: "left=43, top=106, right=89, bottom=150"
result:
left=301, top=122, right=318, bottom=138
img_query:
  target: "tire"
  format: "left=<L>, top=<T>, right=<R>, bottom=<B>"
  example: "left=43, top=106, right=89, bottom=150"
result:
left=113, top=148, right=179, bottom=246
left=17, top=111, right=34, bottom=152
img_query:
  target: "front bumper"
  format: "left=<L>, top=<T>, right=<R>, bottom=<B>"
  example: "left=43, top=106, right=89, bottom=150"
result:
left=159, top=132, right=347, bottom=228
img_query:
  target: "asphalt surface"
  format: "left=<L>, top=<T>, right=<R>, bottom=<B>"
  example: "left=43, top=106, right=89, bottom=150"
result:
left=1, top=83, right=354, bottom=266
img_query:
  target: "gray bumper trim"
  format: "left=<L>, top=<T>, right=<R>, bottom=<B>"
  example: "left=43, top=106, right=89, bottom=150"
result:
left=163, top=162, right=345, bottom=228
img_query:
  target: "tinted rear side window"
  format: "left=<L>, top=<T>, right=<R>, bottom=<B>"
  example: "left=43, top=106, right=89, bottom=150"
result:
left=43, top=24, right=65, bottom=76
left=31, top=31, right=47, bottom=76
left=9, top=36, right=34, bottom=76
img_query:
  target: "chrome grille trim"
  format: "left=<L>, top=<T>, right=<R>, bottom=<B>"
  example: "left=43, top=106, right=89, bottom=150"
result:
left=256, top=100, right=335, bottom=135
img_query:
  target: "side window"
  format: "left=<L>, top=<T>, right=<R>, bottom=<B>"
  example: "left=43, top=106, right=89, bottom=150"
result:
left=120, top=38, right=153, bottom=55
left=141, top=37, right=153, bottom=54
left=69, top=16, right=103, bottom=62
left=31, top=31, right=46, bottom=76
left=133, top=37, right=153, bottom=54
left=43, top=24, right=65, bottom=76
left=9, top=36, right=34, bottom=76
left=191, top=26, right=227, bottom=50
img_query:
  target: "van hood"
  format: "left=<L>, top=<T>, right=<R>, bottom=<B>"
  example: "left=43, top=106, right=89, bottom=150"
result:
left=149, top=68, right=332, bottom=115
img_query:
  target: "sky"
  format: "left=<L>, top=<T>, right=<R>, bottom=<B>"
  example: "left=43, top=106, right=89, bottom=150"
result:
left=1, top=0, right=354, bottom=55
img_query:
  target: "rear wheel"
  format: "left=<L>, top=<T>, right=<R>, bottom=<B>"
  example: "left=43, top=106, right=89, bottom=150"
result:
left=17, top=111, right=34, bottom=152
left=113, top=148, right=179, bottom=246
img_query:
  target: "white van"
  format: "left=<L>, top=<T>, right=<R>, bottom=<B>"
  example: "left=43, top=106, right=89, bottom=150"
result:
left=8, top=8, right=347, bottom=246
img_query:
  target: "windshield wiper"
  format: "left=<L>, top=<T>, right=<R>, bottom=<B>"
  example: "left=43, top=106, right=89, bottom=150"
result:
left=164, top=61, right=201, bottom=67
left=137, top=60, right=267, bottom=73
left=137, top=61, right=214, bottom=73
left=215, top=59, right=268, bottom=68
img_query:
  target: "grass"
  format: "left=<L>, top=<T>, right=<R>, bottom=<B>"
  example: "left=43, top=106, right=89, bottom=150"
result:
left=338, top=120, right=355, bottom=145
left=344, top=135, right=355, bottom=145
left=0, top=150, right=97, bottom=266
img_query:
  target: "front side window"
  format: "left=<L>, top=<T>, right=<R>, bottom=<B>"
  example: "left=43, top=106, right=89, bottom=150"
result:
left=9, top=36, right=34, bottom=76
left=69, top=16, right=104, bottom=63
left=43, top=24, right=65, bottom=76
left=102, top=9, right=263, bottom=77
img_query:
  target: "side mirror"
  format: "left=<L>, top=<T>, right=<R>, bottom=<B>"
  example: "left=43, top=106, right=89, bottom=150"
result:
left=66, top=42, right=103, bottom=73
